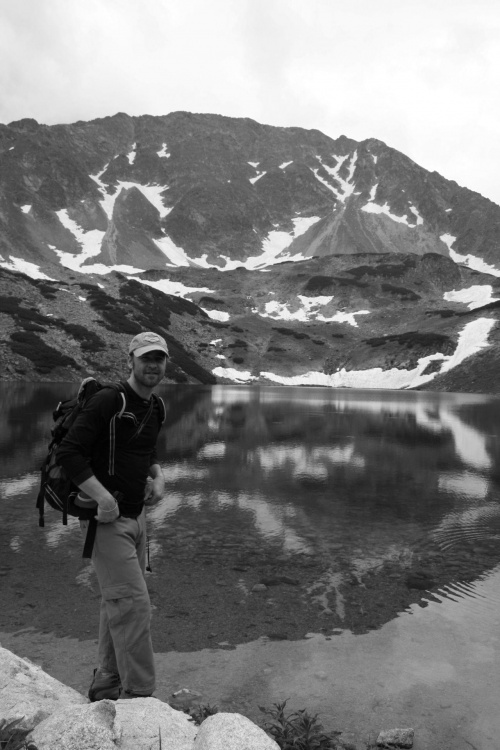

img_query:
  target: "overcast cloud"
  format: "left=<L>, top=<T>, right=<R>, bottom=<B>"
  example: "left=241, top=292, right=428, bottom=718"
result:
left=1, top=0, right=499, bottom=204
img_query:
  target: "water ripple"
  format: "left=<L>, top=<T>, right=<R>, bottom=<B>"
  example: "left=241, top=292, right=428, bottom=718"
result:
left=423, top=567, right=500, bottom=620
left=431, top=502, right=500, bottom=549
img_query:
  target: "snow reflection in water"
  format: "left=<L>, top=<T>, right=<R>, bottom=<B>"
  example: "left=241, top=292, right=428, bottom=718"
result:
left=3, top=384, right=500, bottom=612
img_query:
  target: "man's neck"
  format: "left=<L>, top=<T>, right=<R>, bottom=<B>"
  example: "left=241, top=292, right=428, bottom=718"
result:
left=126, top=375, right=154, bottom=400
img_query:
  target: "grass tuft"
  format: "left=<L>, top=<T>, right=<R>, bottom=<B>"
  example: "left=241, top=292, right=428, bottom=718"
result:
left=0, top=717, right=37, bottom=750
left=258, top=700, right=340, bottom=749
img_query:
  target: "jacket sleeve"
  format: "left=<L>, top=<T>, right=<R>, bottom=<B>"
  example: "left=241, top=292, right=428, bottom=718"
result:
left=56, top=389, right=121, bottom=485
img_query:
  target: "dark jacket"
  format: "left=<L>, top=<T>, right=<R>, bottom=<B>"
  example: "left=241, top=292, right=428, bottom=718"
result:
left=57, top=381, right=163, bottom=511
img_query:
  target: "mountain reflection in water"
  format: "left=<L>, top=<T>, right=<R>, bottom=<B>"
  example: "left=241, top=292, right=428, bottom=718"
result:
left=2, top=383, right=500, bottom=645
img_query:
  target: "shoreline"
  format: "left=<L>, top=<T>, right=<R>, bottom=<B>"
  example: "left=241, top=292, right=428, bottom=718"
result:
left=3, top=575, right=500, bottom=750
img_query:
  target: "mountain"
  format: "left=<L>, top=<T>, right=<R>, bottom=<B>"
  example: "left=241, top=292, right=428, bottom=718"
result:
left=1, top=111, right=500, bottom=391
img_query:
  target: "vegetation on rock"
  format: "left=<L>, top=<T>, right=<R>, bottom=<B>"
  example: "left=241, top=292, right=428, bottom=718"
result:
left=9, top=331, right=80, bottom=373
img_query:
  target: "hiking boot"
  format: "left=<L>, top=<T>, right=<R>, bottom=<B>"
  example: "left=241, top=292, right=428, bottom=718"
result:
left=88, top=668, right=121, bottom=702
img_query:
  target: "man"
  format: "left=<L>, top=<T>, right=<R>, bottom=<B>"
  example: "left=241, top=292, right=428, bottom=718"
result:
left=57, top=331, right=168, bottom=701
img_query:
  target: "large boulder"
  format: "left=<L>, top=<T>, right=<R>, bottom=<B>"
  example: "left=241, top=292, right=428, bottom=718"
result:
left=193, top=712, right=279, bottom=750
left=0, top=645, right=86, bottom=733
left=29, top=697, right=198, bottom=750
left=115, top=697, right=198, bottom=750
left=29, top=700, right=118, bottom=750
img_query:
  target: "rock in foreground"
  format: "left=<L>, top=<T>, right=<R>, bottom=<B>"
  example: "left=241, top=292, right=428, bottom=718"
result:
left=377, top=726, right=415, bottom=747
left=0, top=645, right=280, bottom=750
left=194, top=712, right=280, bottom=750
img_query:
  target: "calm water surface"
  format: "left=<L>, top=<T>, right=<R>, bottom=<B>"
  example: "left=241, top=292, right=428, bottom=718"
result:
left=2, top=383, right=500, bottom=615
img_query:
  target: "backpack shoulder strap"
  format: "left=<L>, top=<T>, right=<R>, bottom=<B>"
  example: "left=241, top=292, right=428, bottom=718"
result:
left=77, top=376, right=100, bottom=402
left=152, top=393, right=166, bottom=424
left=101, top=383, right=128, bottom=476
left=102, top=382, right=127, bottom=418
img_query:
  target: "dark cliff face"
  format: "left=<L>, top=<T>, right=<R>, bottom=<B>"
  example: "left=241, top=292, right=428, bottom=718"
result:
left=0, top=111, right=500, bottom=391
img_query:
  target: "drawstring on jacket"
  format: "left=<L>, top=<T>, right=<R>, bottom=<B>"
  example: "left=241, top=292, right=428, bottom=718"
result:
left=146, top=535, right=152, bottom=572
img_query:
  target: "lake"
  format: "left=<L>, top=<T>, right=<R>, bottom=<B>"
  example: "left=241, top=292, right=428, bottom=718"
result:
left=2, top=382, right=500, bottom=748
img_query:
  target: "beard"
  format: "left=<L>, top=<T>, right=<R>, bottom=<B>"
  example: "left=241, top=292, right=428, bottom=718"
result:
left=132, top=363, right=164, bottom=388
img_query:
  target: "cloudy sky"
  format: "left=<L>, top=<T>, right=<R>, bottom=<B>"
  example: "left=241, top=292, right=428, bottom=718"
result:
left=1, top=0, right=499, bottom=204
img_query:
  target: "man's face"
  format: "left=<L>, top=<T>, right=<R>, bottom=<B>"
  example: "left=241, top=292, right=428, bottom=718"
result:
left=130, top=350, right=167, bottom=387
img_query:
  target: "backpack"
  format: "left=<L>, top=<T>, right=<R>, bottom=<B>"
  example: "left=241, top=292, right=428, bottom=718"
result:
left=36, top=377, right=166, bottom=558
left=36, top=377, right=166, bottom=571
left=36, top=377, right=127, bottom=530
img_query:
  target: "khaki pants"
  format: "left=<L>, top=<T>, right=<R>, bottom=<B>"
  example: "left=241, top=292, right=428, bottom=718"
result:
left=82, top=510, right=155, bottom=695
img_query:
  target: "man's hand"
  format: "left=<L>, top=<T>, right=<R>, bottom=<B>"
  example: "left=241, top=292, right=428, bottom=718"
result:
left=96, top=495, right=120, bottom=523
left=78, top=477, right=120, bottom=524
left=144, top=474, right=165, bottom=506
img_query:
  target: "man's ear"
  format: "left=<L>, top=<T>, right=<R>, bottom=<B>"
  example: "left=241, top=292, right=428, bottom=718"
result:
left=127, top=353, right=134, bottom=370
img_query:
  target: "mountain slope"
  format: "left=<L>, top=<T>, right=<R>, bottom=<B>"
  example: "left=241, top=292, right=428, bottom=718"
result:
left=1, top=111, right=500, bottom=391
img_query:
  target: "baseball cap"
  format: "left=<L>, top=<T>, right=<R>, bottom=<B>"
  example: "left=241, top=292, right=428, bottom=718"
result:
left=129, top=332, right=169, bottom=358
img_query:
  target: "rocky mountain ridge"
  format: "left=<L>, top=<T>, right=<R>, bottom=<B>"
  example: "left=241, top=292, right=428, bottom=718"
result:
left=1, top=111, right=500, bottom=391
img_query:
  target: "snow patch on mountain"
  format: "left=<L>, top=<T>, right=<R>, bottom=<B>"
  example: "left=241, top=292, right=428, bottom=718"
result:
left=248, top=162, right=266, bottom=184
left=116, top=181, right=171, bottom=218
left=311, top=152, right=357, bottom=204
left=362, top=200, right=423, bottom=227
left=255, top=216, right=322, bottom=268
left=153, top=235, right=191, bottom=266
left=90, top=170, right=171, bottom=218
left=441, top=233, right=500, bottom=277
left=52, top=255, right=143, bottom=276
left=279, top=161, right=293, bottom=170
left=127, top=144, right=136, bottom=165
left=212, top=367, right=255, bottom=384
left=50, top=212, right=144, bottom=275
left=157, top=143, right=170, bottom=158
left=444, top=285, right=500, bottom=309
left=214, top=318, right=494, bottom=389
left=20, top=205, right=31, bottom=214
left=129, top=183, right=171, bottom=217
left=133, top=277, right=215, bottom=297
left=56, top=210, right=104, bottom=262
left=48, top=170, right=176, bottom=272
left=190, top=215, right=321, bottom=272
left=202, top=309, right=230, bottom=321
left=440, top=234, right=456, bottom=253
left=409, top=205, right=423, bottom=225
left=440, top=317, right=495, bottom=374
left=255, top=295, right=370, bottom=326
left=0, top=256, right=54, bottom=280
left=250, top=170, right=267, bottom=184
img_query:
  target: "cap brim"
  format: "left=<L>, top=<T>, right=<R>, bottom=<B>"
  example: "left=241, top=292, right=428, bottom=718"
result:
left=132, top=344, right=169, bottom=357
